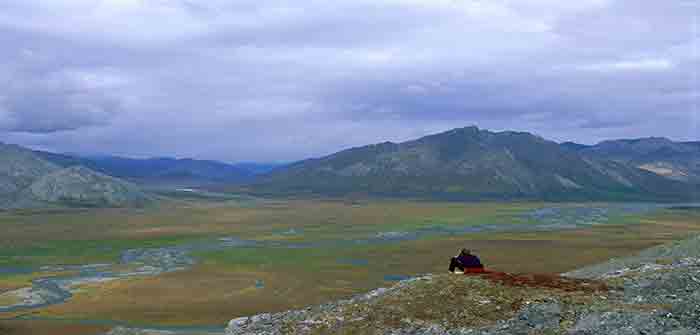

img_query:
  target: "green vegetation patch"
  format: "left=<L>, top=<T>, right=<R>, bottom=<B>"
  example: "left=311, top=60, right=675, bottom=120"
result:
left=0, top=271, right=77, bottom=292
left=0, top=236, right=199, bottom=268
left=195, top=246, right=356, bottom=272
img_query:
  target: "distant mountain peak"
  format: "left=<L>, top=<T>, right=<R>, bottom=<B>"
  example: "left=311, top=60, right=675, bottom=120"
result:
left=255, top=126, right=696, bottom=201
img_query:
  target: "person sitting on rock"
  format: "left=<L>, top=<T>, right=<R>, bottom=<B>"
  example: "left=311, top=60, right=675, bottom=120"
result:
left=449, top=248, right=483, bottom=273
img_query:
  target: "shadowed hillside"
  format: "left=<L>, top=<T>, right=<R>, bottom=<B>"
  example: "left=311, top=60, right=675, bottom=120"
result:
left=252, top=126, right=697, bottom=201
left=34, top=152, right=281, bottom=187
left=564, top=137, right=700, bottom=183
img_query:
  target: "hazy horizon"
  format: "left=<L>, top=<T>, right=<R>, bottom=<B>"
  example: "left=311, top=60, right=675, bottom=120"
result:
left=7, top=124, right=699, bottom=165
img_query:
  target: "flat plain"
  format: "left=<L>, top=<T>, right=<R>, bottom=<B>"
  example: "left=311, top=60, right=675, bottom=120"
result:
left=1, top=197, right=699, bottom=335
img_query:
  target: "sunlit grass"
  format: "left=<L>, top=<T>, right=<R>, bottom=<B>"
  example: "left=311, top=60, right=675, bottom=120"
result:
left=0, top=291, right=22, bottom=306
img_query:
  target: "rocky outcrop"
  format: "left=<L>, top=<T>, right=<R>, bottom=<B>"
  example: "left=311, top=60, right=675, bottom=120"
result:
left=23, top=166, right=152, bottom=207
left=0, top=142, right=152, bottom=208
left=0, top=143, right=60, bottom=206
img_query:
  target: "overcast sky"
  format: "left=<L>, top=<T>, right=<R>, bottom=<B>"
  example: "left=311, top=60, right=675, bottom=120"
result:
left=0, top=0, right=698, bottom=162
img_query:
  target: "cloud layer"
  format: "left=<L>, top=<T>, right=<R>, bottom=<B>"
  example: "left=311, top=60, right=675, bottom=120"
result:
left=0, top=0, right=697, bottom=161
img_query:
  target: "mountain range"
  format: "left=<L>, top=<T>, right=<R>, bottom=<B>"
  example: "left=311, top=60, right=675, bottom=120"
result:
left=1, top=126, right=698, bottom=208
left=33, top=152, right=283, bottom=187
left=252, top=126, right=699, bottom=201
left=562, top=138, right=700, bottom=182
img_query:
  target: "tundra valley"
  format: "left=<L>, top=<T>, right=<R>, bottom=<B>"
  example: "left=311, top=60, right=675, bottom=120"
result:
left=1, top=2, right=698, bottom=334
left=1, top=128, right=699, bottom=334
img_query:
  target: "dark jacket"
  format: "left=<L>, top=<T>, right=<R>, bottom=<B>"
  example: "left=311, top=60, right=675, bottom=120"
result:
left=457, top=254, right=483, bottom=268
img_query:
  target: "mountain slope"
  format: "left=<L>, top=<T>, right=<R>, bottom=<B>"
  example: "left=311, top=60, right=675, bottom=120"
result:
left=20, top=166, right=151, bottom=207
left=254, top=126, right=696, bottom=201
left=566, top=138, right=700, bottom=182
left=0, top=143, right=62, bottom=206
left=0, top=143, right=150, bottom=208
left=35, top=152, right=261, bottom=186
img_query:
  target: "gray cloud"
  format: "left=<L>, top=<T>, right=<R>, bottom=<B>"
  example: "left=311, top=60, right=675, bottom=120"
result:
left=0, top=0, right=697, bottom=161
left=0, top=58, right=127, bottom=133
left=0, top=91, right=121, bottom=133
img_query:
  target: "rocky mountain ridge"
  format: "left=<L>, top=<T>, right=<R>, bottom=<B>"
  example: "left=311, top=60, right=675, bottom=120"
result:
left=23, top=166, right=151, bottom=208
left=0, top=143, right=151, bottom=208
left=253, top=126, right=697, bottom=201
left=566, top=137, right=700, bottom=183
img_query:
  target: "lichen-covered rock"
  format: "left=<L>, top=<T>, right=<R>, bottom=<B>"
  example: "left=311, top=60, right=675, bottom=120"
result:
left=568, top=310, right=684, bottom=335
left=565, top=235, right=700, bottom=279
left=513, top=301, right=562, bottom=330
